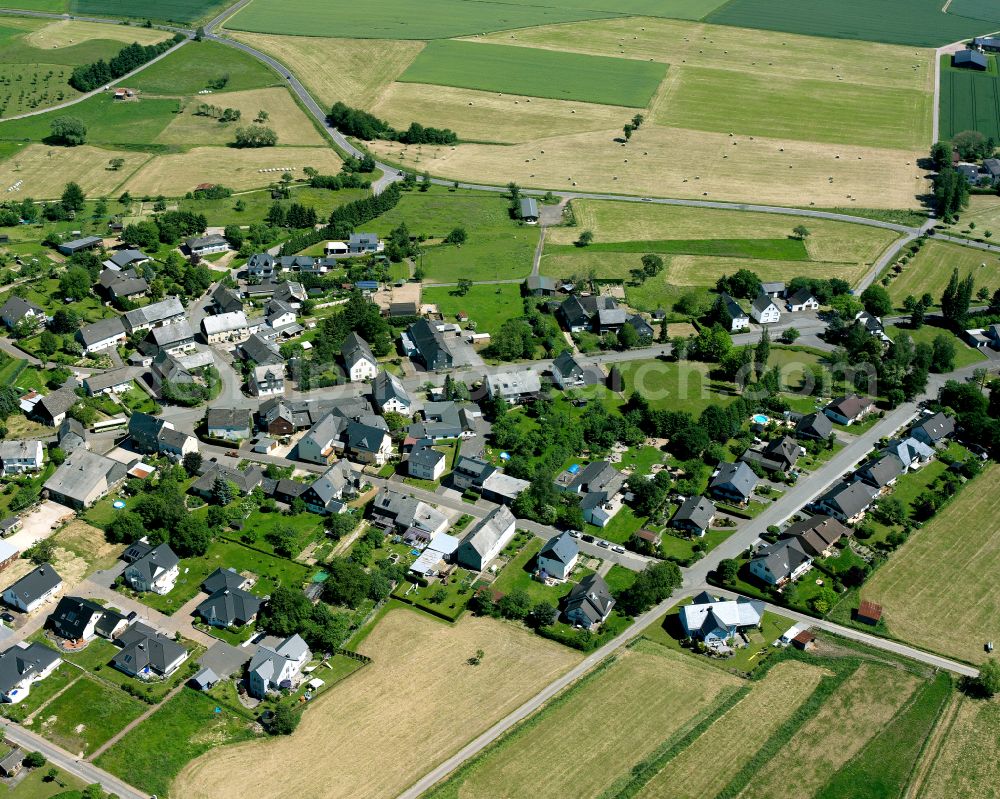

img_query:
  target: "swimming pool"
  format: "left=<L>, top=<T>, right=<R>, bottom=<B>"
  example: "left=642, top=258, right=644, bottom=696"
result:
left=752, top=414, right=769, bottom=425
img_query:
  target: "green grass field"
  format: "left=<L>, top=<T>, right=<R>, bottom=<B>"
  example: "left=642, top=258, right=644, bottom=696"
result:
left=547, top=238, right=809, bottom=259
left=35, top=674, right=146, bottom=757
left=368, top=187, right=538, bottom=282
left=862, top=464, right=1000, bottom=665
left=661, top=65, right=931, bottom=149
left=128, top=40, right=280, bottom=96
left=887, top=239, right=998, bottom=309
left=399, top=40, right=666, bottom=107
left=422, top=283, right=523, bottom=335
left=95, top=687, right=257, bottom=798
left=705, top=0, right=994, bottom=47
left=225, top=0, right=731, bottom=39
left=919, top=693, right=1000, bottom=799
left=0, top=0, right=67, bottom=10
left=885, top=323, right=985, bottom=369
left=948, top=0, right=1000, bottom=22
left=939, top=58, right=1000, bottom=141
left=69, top=0, right=229, bottom=24
left=616, top=359, right=739, bottom=415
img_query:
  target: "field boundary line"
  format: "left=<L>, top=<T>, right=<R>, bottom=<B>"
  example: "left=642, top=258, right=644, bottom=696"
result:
left=909, top=691, right=962, bottom=799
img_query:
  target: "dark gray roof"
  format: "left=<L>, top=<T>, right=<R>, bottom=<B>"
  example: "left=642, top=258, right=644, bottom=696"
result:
left=0, top=295, right=43, bottom=326
left=49, top=595, right=104, bottom=640
left=858, top=453, right=905, bottom=489
left=191, top=463, right=263, bottom=496
left=519, top=197, right=539, bottom=218
left=407, top=319, right=452, bottom=369
left=0, top=642, right=60, bottom=696
left=126, top=543, right=179, bottom=586
left=672, top=495, right=716, bottom=530
left=341, top=332, right=376, bottom=369
left=202, top=567, right=246, bottom=595
left=197, top=587, right=261, bottom=627
left=304, top=461, right=359, bottom=505
left=113, top=622, right=186, bottom=674
left=373, top=369, right=410, bottom=409
left=409, top=446, right=445, bottom=470
left=787, top=287, right=816, bottom=305
left=818, top=480, right=877, bottom=518
left=212, top=284, right=243, bottom=314
left=566, top=461, right=626, bottom=496
left=539, top=531, right=577, bottom=567
left=709, top=461, right=758, bottom=500
left=552, top=349, right=583, bottom=378
left=795, top=412, right=833, bottom=440
left=912, top=412, right=954, bottom=443
left=752, top=539, right=811, bottom=581
left=719, top=292, right=747, bottom=320
left=240, top=332, right=282, bottom=366
left=128, top=412, right=167, bottom=453
left=123, top=297, right=184, bottom=329
left=186, top=234, right=228, bottom=250
left=346, top=421, right=388, bottom=453
left=564, top=573, right=614, bottom=624
left=84, top=367, right=132, bottom=394
left=752, top=293, right=778, bottom=314
left=77, top=316, right=126, bottom=346
left=4, top=564, right=61, bottom=607
left=206, top=407, right=251, bottom=431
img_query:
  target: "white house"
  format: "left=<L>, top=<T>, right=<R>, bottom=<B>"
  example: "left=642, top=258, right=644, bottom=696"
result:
left=751, top=293, right=781, bottom=324
left=2, top=565, right=62, bottom=613
left=122, top=543, right=179, bottom=595
left=186, top=234, right=229, bottom=256
left=341, top=332, right=378, bottom=382
left=719, top=293, right=749, bottom=331
left=372, top=370, right=410, bottom=414
left=536, top=531, right=578, bottom=580
left=201, top=311, right=250, bottom=344
left=408, top=446, right=445, bottom=481
left=0, top=642, right=61, bottom=704
left=249, top=364, right=285, bottom=398
left=77, top=317, right=127, bottom=355
left=785, top=288, right=820, bottom=312
left=0, top=440, right=44, bottom=476
left=247, top=634, right=311, bottom=698
left=455, top=505, right=517, bottom=571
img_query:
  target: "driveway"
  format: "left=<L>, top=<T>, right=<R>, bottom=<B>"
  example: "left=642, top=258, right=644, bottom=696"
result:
left=6, top=501, right=74, bottom=551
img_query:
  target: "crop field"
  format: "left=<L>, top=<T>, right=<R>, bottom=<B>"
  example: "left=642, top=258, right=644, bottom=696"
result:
left=367, top=187, right=538, bottom=282
left=632, top=660, right=825, bottom=799
left=703, top=0, right=993, bottom=47
left=68, top=0, right=230, bottom=24
left=0, top=0, right=67, bottom=10
left=224, top=0, right=732, bottom=40
left=127, top=41, right=280, bottom=96
left=370, top=82, right=628, bottom=145
left=426, top=641, right=741, bottom=799
left=549, top=200, right=901, bottom=263
left=121, top=145, right=343, bottom=196
left=939, top=61, right=1000, bottom=141
left=175, top=608, right=580, bottom=799
left=918, top=694, right=1000, bottom=799
left=862, top=465, right=1000, bottom=665
left=157, top=88, right=324, bottom=147
left=370, top=126, right=925, bottom=209
left=0, top=143, right=149, bottom=198
left=657, top=65, right=930, bottom=149
left=734, top=663, right=921, bottom=799
left=948, top=0, right=1000, bottom=22
left=886, top=240, right=999, bottom=309
left=229, top=33, right=423, bottom=109
left=399, top=40, right=666, bottom=107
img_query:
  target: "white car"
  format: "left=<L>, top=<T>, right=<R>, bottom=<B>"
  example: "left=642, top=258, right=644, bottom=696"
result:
left=567, top=530, right=582, bottom=539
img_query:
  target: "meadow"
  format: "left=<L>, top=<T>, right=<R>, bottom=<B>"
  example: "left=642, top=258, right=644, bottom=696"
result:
left=939, top=60, right=1000, bottom=141
left=399, top=40, right=666, bottom=107
left=422, top=283, right=523, bottom=335
left=126, top=40, right=280, bottom=96
left=0, top=142, right=150, bottom=198
left=861, top=465, right=1000, bottom=665
left=917, top=693, right=1000, bottom=799
left=424, top=641, right=741, bottom=799
left=886, top=239, right=999, bottom=309
left=616, top=359, right=739, bottom=415
left=704, top=0, right=993, bottom=47
left=224, top=0, right=731, bottom=40
left=174, top=608, right=581, bottom=799
left=885, top=323, right=985, bottom=369
left=68, top=0, right=230, bottom=24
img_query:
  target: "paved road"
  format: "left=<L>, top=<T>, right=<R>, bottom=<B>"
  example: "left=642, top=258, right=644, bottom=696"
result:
left=0, top=721, right=146, bottom=799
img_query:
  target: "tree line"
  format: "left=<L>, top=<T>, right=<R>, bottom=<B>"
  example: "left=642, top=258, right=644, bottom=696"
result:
left=69, top=36, right=183, bottom=93
left=328, top=102, right=457, bottom=145
left=279, top=182, right=401, bottom=255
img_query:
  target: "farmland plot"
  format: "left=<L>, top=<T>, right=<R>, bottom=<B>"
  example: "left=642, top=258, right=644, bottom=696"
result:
left=918, top=694, right=1000, bottom=799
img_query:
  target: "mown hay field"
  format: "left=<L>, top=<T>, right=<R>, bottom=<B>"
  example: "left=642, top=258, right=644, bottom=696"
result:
left=428, top=640, right=741, bottom=799
left=862, top=466, right=1000, bottom=665
left=634, top=660, right=826, bottom=799
left=734, top=663, right=920, bottom=799
left=174, top=609, right=581, bottom=799
left=121, top=145, right=342, bottom=196
left=886, top=240, right=1000, bottom=309
left=0, top=143, right=149, bottom=198
left=369, top=126, right=925, bottom=208
left=398, top=39, right=666, bottom=107
left=157, top=87, right=325, bottom=147
left=918, top=694, right=1000, bottom=799
left=23, top=19, right=170, bottom=48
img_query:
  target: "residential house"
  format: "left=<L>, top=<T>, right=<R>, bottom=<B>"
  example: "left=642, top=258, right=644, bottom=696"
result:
left=249, top=364, right=285, bottom=398
left=761, top=282, right=785, bottom=299
left=127, top=413, right=197, bottom=460
left=77, top=317, right=127, bottom=355
left=557, top=294, right=621, bottom=334
left=0, top=296, right=44, bottom=331
left=740, top=435, right=801, bottom=473
left=479, top=470, right=530, bottom=506
left=0, top=440, right=43, bottom=476
left=43, top=450, right=125, bottom=509
left=247, top=633, right=310, bottom=698
left=855, top=311, right=892, bottom=344
left=273, top=281, right=307, bottom=308
left=342, top=332, right=378, bottom=382
left=190, top=463, right=263, bottom=500
left=49, top=596, right=127, bottom=642
left=551, top=349, right=586, bottom=389
left=122, top=543, right=180, bottom=595
left=0, top=642, right=61, bottom=704
left=186, top=234, right=229, bottom=256
left=824, top=394, right=875, bottom=426
left=671, top=495, right=717, bottom=537
left=264, top=298, right=297, bottom=330
left=409, top=446, right=446, bottom=481
left=680, top=591, right=763, bottom=644
left=794, top=412, right=833, bottom=441
left=0, top=517, right=20, bottom=538
left=370, top=489, right=449, bottom=538
left=206, top=407, right=252, bottom=441
left=524, top=275, right=556, bottom=296
left=751, top=292, right=781, bottom=324
left=785, top=288, right=820, bottom=312
left=537, top=532, right=578, bottom=580
left=149, top=348, right=215, bottom=395
left=911, top=412, right=955, bottom=447
left=103, top=248, right=149, bottom=271
left=814, top=480, right=878, bottom=523
left=201, top=311, right=250, bottom=344
left=56, top=236, right=101, bottom=257
left=247, top=253, right=276, bottom=281
left=779, top=514, right=850, bottom=558
left=57, top=418, right=87, bottom=455
left=301, top=460, right=361, bottom=514
left=627, top=314, right=655, bottom=340
left=297, top=412, right=348, bottom=465
left=2, top=565, right=62, bottom=612
left=857, top=453, right=906, bottom=493
left=486, top=371, right=541, bottom=405
left=518, top=197, right=539, bottom=223
left=719, top=293, right=750, bottom=332
left=197, top=586, right=261, bottom=628
left=112, top=622, right=188, bottom=679
left=452, top=456, right=495, bottom=491
left=122, top=297, right=185, bottom=335
left=409, top=531, right=461, bottom=578
left=557, top=461, right=626, bottom=527
left=83, top=367, right=132, bottom=397
left=455, top=505, right=517, bottom=571
left=563, top=573, right=615, bottom=629
left=98, top=268, right=148, bottom=302
left=239, top=332, right=283, bottom=367
left=142, top=320, right=196, bottom=356
left=346, top=421, right=393, bottom=466
left=212, top=284, right=244, bottom=315
left=202, top=568, right=250, bottom=594
left=348, top=232, right=382, bottom=255
left=884, top=436, right=934, bottom=471
left=406, top=319, right=453, bottom=370
left=372, top=369, right=411, bottom=414
left=408, top=401, right=474, bottom=444
left=708, top=461, right=759, bottom=507
left=0, top=748, right=23, bottom=778
left=749, top=538, right=812, bottom=585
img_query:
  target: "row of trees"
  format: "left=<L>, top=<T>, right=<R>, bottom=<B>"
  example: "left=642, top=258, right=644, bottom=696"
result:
left=280, top=183, right=401, bottom=255
left=327, top=102, right=457, bottom=144
left=69, top=37, right=182, bottom=92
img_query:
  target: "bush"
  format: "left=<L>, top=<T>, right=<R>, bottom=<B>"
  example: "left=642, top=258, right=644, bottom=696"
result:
left=234, top=125, right=278, bottom=148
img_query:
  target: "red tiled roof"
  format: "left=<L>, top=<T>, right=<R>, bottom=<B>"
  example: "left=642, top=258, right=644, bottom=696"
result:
left=857, top=600, right=883, bottom=621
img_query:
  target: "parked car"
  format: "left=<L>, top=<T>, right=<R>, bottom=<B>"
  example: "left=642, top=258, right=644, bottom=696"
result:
left=597, top=539, right=610, bottom=549
left=567, top=530, right=582, bottom=539
left=611, top=545, right=626, bottom=554
left=581, top=534, right=595, bottom=543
